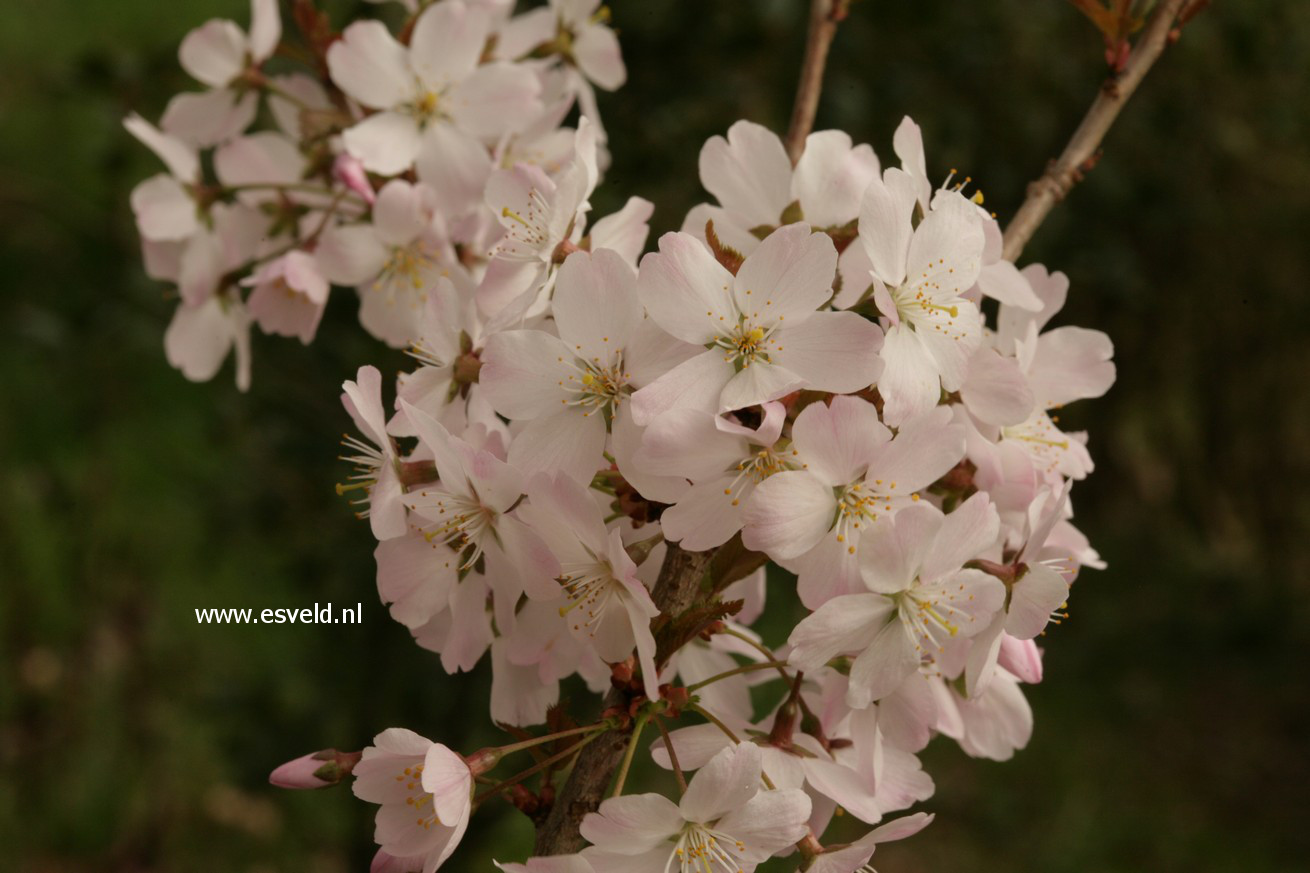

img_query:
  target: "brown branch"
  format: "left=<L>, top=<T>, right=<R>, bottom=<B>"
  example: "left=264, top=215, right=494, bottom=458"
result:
left=784, top=0, right=850, bottom=165
left=1001, top=0, right=1188, bottom=262
left=532, top=543, right=717, bottom=855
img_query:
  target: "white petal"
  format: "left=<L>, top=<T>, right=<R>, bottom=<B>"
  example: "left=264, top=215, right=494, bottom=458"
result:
left=977, top=259, right=1042, bottom=309
left=790, top=394, right=888, bottom=487
left=581, top=794, right=684, bottom=853
left=719, top=361, right=805, bottom=414
left=553, top=249, right=642, bottom=362
left=507, top=412, right=607, bottom=484
left=960, top=348, right=1035, bottom=427
left=772, top=310, right=884, bottom=395
left=588, top=197, right=654, bottom=266
left=123, top=113, right=199, bottom=180
left=877, top=324, right=945, bottom=426
left=857, top=168, right=918, bottom=286
left=342, top=112, right=423, bottom=176
left=698, top=120, right=792, bottom=228
left=409, top=0, right=489, bottom=89
left=741, top=470, right=835, bottom=560
left=679, top=743, right=761, bottom=825
left=636, top=232, right=735, bottom=346
left=574, top=23, right=626, bottom=90
left=1006, top=564, right=1068, bottom=639
left=1027, top=326, right=1116, bottom=408
left=793, top=130, right=880, bottom=228
left=327, top=20, right=413, bottom=109
left=446, top=63, right=543, bottom=138
left=415, top=122, right=493, bottom=217
left=179, top=19, right=246, bottom=87
left=848, top=620, right=919, bottom=706
left=373, top=179, right=429, bottom=245
left=733, top=223, right=836, bottom=324
left=905, top=191, right=985, bottom=300
left=921, top=492, right=999, bottom=581
left=161, top=88, right=258, bottom=148
left=629, top=351, right=733, bottom=426
left=315, top=224, right=387, bottom=285
left=787, top=593, right=894, bottom=671
left=869, top=406, right=964, bottom=493
left=130, top=175, right=198, bottom=242
left=659, top=476, right=747, bottom=551
left=248, top=0, right=281, bottom=62
left=479, top=330, right=574, bottom=418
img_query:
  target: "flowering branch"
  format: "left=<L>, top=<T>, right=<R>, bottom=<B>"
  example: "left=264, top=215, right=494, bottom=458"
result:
left=784, top=0, right=851, bottom=164
left=1001, top=0, right=1190, bottom=260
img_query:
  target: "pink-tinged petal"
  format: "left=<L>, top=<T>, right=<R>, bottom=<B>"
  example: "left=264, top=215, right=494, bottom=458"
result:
left=161, top=88, right=258, bottom=148
left=625, top=591, right=662, bottom=702
left=610, top=405, right=692, bottom=504
left=998, top=635, right=1044, bottom=683
left=368, top=466, right=407, bottom=541
left=368, top=726, right=433, bottom=758
left=554, top=249, right=642, bottom=361
left=636, top=408, right=743, bottom=480
left=1028, top=326, right=1116, bottom=408
left=877, top=323, right=942, bottom=426
left=480, top=329, right=574, bottom=418
left=130, top=175, right=198, bottom=242
left=578, top=848, right=671, bottom=873
left=957, top=670, right=1033, bottom=761
left=164, top=298, right=236, bottom=384
left=878, top=673, right=939, bottom=752
left=719, top=361, right=805, bottom=414
left=496, top=856, right=595, bottom=873
left=733, top=223, right=837, bottom=323
left=629, top=351, right=733, bottom=426
left=179, top=18, right=246, bottom=87
left=588, top=197, right=654, bottom=267
left=248, top=0, right=281, bottom=62
left=794, top=535, right=867, bottom=608
left=905, top=191, right=985, bottom=299
left=741, top=470, right=834, bottom=559
left=395, top=400, right=469, bottom=494
left=965, top=612, right=1005, bottom=698
left=636, top=232, right=735, bottom=345
left=373, top=179, right=429, bottom=246
left=870, top=406, right=964, bottom=493
left=793, top=130, right=881, bottom=228
left=858, top=167, right=918, bottom=286
left=574, top=22, right=626, bottom=90
left=214, top=132, right=301, bottom=193
left=246, top=271, right=327, bottom=344
left=913, top=299, right=983, bottom=391
left=1005, top=564, right=1068, bottom=639
left=343, top=112, right=423, bottom=176
left=447, top=63, right=543, bottom=138
left=787, top=593, right=894, bottom=671
left=493, top=6, right=555, bottom=60
left=622, top=318, right=702, bottom=391
left=859, top=503, right=943, bottom=594
left=921, top=492, right=999, bottom=581
left=580, top=794, right=685, bottom=853
left=327, top=20, right=413, bottom=109
left=678, top=742, right=762, bottom=825
left=490, top=637, right=558, bottom=726
left=374, top=534, right=456, bottom=629
left=415, top=123, right=493, bottom=217
left=523, top=472, right=609, bottom=558
left=179, top=232, right=223, bottom=306
left=650, top=722, right=735, bottom=772
left=833, top=243, right=876, bottom=311
left=976, top=259, right=1042, bottom=309
left=269, top=72, right=331, bottom=139
left=960, top=347, right=1035, bottom=427
left=420, top=744, right=472, bottom=824
left=343, top=364, right=390, bottom=447
left=800, top=758, right=883, bottom=824
left=659, top=475, right=747, bottom=551
left=791, top=395, right=888, bottom=487
left=124, top=113, right=199, bottom=181
left=848, top=620, right=919, bottom=707
left=773, top=309, right=885, bottom=412
left=715, top=788, right=812, bottom=860
left=495, top=513, right=563, bottom=601
left=698, top=120, right=792, bottom=228
left=507, top=411, right=607, bottom=485
left=409, top=0, right=489, bottom=89
left=315, top=224, right=387, bottom=285
left=892, top=116, right=931, bottom=209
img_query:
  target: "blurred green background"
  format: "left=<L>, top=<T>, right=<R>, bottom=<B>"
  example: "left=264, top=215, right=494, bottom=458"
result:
left=2, top=0, right=1306, bottom=870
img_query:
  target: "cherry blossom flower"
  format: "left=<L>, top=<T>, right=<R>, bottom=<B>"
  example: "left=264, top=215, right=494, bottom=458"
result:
left=352, top=728, right=472, bottom=873
left=788, top=495, right=1006, bottom=708
left=516, top=473, right=661, bottom=700
left=631, top=223, right=883, bottom=421
left=805, top=813, right=934, bottom=873
left=580, top=742, right=811, bottom=873
left=162, top=0, right=280, bottom=146
left=242, top=251, right=329, bottom=344
left=742, top=398, right=965, bottom=608
left=859, top=176, right=985, bottom=425
left=327, top=0, right=541, bottom=175
left=340, top=365, right=408, bottom=540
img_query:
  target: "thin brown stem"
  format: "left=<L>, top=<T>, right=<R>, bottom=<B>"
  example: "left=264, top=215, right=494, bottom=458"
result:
left=784, top=0, right=850, bottom=165
left=1001, top=0, right=1188, bottom=261
left=651, top=714, right=687, bottom=794
left=684, top=660, right=791, bottom=693
left=473, top=732, right=603, bottom=805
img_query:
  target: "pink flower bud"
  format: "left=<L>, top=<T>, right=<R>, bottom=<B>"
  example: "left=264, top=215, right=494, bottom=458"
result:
left=998, top=635, right=1044, bottom=684
left=333, top=153, right=375, bottom=205
left=269, top=748, right=361, bottom=789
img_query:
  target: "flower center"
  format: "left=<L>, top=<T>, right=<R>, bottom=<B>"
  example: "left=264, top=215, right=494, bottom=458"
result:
left=496, top=188, right=553, bottom=259
left=375, top=242, right=440, bottom=303
left=557, top=351, right=629, bottom=419
left=394, top=763, right=443, bottom=830
left=557, top=560, right=620, bottom=636
left=336, top=434, right=388, bottom=520
left=894, top=582, right=975, bottom=655
left=671, top=823, right=747, bottom=873
left=713, top=319, right=780, bottom=370
left=415, top=490, right=497, bottom=569
left=408, top=89, right=445, bottom=124
left=721, top=447, right=790, bottom=507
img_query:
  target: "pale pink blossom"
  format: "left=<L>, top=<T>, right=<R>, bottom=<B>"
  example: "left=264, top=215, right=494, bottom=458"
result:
left=632, top=224, right=883, bottom=421
left=580, top=742, right=810, bottom=873
left=242, top=251, right=330, bottom=343
left=341, top=365, right=408, bottom=540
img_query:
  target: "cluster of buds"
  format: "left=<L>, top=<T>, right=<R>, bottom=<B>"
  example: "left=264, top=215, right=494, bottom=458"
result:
left=130, top=2, right=1117, bottom=871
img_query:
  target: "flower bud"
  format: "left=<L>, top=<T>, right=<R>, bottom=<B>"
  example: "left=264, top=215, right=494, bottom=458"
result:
left=332, top=154, right=375, bottom=205
left=269, top=748, right=360, bottom=789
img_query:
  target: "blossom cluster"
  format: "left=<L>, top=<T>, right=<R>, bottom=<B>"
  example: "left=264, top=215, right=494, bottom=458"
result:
left=130, top=2, right=1117, bottom=871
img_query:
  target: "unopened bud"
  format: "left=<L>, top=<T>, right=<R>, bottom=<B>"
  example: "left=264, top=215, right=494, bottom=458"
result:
left=269, top=748, right=360, bottom=789
left=462, top=747, right=502, bottom=776
left=333, top=154, right=376, bottom=205
left=768, top=696, right=799, bottom=747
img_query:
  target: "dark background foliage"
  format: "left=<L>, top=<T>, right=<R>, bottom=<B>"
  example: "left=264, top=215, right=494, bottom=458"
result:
left=1, top=1, right=1306, bottom=870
